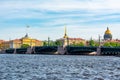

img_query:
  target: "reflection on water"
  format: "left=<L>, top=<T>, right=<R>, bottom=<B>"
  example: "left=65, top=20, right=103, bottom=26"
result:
left=0, top=54, right=120, bottom=80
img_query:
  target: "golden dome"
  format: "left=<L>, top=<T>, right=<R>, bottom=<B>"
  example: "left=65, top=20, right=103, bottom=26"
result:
left=104, top=27, right=112, bottom=40
left=105, top=27, right=111, bottom=34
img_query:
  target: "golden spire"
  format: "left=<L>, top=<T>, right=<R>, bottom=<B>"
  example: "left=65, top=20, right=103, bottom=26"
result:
left=63, top=26, right=68, bottom=38
left=65, top=26, right=67, bottom=35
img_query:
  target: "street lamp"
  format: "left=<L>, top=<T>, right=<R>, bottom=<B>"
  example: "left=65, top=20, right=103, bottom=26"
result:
left=48, top=37, right=50, bottom=46
left=99, top=35, right=101, bottom=47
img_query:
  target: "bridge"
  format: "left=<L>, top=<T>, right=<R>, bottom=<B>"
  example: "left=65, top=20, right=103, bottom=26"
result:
left=66, top=46, right=97, bottom=55
left=101, top=47, right=120, bottom=55
left=2, top=46, right=120, bottom=56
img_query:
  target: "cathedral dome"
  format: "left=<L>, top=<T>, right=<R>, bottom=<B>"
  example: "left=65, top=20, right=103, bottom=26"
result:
left=105, top=27, right=111, bottom=34
left=104, top=27, right=112, bottom=40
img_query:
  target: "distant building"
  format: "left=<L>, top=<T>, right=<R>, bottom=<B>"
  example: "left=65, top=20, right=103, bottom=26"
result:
left=101, top=27, right=120, bottom=46
left=104, top=27, right=112, bottom=40
left=57, top=26, right=86, bottom=47
left=0, top=40, right=4, bottom=49
left=0, top=33, right=43, bottom=49
left=9, top=39, right=21, bottom=49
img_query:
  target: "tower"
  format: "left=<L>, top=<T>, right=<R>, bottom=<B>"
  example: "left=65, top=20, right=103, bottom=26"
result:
left=63, top=26, right=68, bottom=38
left=104, top=27, right=112, bottom=40
left=63, top=26, right=69, bottom=47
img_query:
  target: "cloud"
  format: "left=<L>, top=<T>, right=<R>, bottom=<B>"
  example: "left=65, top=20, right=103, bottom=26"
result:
left=0, top=0, right=120, bottom=20
left=1, top=0, right=120, bottom=14
left=0, top=0, right=120, bottom=40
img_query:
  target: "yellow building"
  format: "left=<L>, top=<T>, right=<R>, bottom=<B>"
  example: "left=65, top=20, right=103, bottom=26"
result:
left=0, top=40, right=10, bottom=50
left=21, top=34, right=41, bottom=47
left=0, top=34, right=43, bottom=49
left=0, top=40, right=4, bottom=50
left=9, top=39, right=22, bottom=48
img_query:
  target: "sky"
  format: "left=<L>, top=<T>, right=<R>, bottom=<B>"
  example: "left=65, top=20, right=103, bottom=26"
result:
left=0, top=0, right=120, bottom=41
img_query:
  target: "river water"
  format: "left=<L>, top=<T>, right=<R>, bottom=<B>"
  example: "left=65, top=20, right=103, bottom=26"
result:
left=0, top=54, right=120, bottom=80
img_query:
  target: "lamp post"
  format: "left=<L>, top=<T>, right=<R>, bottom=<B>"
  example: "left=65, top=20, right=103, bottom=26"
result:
left=99, top=35, right=101, bottom=47
left=97, top=35, right=101, bottom=55
left=48, top=37, right=50, bottom=46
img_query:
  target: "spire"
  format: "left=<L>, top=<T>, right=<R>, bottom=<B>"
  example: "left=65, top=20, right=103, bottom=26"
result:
left=107, top=27, right=109, bottom=30
left=25, top=33, right=29, bottom=38
left=90, top=36, right=93, bottom=40
left=63, top=26, right=68, bottom=38
left=105, top=27, right=111, bottom=34
left=64, top=26, right=67, bottom=35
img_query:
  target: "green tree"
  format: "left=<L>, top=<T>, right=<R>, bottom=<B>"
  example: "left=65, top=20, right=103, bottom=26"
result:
left=21, top=44, right=30, bottom=48
left=95, top=42, right=99, bottom=47
left=89, top=40, right=95, bottom=46
left=49, top=41, right=55, bottom=46
left=110, top=42, right=117, bottom=47
left=43, top=41, right=47, bottom=46
left=78, top=42, right=85, bottom=46
left=103, top=42, right=111, bottom=47
left=103, top=42, right=120, bottom=47
left=43, top=40, right=62, bottom=46
left=70, top=42, right=85, bottom=46
left=115, top=42, right=120, bottom=47
left=55, top=40, right=63, bottom=46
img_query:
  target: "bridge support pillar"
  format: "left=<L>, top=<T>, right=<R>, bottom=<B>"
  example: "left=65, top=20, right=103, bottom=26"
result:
left=14, top=49, right=16, bottom=54
left=97, top=47, right=101, bottom=55
left=56, top=46, right=66, bottom=55
left=26, top=47, right=32, bottom=54
left=1, top=50, right=5, bottom=54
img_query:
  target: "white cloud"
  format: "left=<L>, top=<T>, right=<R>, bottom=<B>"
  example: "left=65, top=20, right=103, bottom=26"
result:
left=1, top=0, right=120, bottom=12
left=0, top=0, right=120, bottom=20
left=0, top=0, right=120, bottom=40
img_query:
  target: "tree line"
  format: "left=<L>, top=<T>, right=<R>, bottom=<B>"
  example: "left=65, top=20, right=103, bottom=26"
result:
left=21, top=40, right=120, bottom=48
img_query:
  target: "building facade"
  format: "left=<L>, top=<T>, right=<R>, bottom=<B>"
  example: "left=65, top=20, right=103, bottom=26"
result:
left=0, top=34, right=43, bottom=49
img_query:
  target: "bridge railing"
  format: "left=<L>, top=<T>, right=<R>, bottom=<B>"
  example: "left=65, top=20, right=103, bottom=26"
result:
left=16, top=48, right=27, bottom=54
left=34, top=46, right=58, bottom=54
left=66, top=46, right=97, bottom=55
left=101, top=47, right=120, bottom=55
left=5, top=48, right=15, bottom=53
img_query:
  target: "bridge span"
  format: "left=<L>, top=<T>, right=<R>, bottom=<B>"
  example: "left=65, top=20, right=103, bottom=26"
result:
left=2, top=46, right=120, bottom=56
